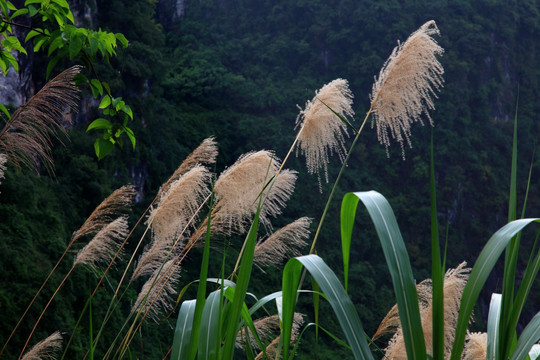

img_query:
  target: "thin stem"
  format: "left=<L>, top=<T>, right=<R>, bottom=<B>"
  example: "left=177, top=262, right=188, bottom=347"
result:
left=18, top=265, right=76, bottom=360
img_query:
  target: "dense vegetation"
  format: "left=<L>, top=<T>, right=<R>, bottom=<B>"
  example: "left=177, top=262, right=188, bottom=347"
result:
left=3, top=0, right=540, bottom=358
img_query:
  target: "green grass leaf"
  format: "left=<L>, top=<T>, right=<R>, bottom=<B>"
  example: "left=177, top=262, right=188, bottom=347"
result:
left=450, top=218, right=540, bottom=360
left=171, top=300, right=196, bottom=360
left=510, top=312, right=540, bottom=360
left=487, top=293, right=502, bottom=360
left=281, top=255, right=374, bottom=360
left=342, top=191, right=425, bottom=360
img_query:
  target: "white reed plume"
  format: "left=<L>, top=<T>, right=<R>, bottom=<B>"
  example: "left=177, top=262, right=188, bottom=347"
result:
left=253, top=313, right=304, bottom=360
left=157, top=137, right=218, bottom=200
left=377, top=262, right=470, bottom=359
left=21, top=331, right=62, bottom=360
left=0, top=153, right=6, bottom=186
left=254, top=217, right=311, bottom=269
left=213, top=150, right=280, bottom=233
left=462, top=332, right=487, bottom=360
left=370, top=20, right=444, bottom=157
left=74, top=216, right=130, bottom=271
left=295, top=78, right=354, bottom=183
left=132, top=259, right=181, bottom=323
left=72, top=185, right=136, bottom=242
left=236, top=314, right=281, bottom=350
left=132, top=166, right=211, bottom=279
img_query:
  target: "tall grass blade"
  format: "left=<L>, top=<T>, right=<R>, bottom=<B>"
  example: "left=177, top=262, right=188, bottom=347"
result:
left=430, top=131, right=444, bottom=360
left=501, top=95, right=521, bottom=359
left=198, top=290, right=223, bottom=360
left=187, top=187, right=215, bottom=360
left=89, top=296, right=94, bottom=360
left=342, top=191, right=425, bottom=360
left=487, top=293, right=502, bottom=360
left=529, top=344, right=540, bottom=360
left=510, top=311, right=540, bottom=360
left=171, top=300, right=196, bottom=360
left=221, top=206, right=261, bottom=359
left=449, top=218, right=540, bottom=360
left=282, top=255, right=374, bottom=360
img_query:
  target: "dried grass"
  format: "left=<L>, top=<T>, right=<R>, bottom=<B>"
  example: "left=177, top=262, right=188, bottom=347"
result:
left=254, top=217, right=311, bottom=269
left=132, top=259, right=181, bottom=323
left=0, top=153, right=6, bottom=186
left=370, top=20, right=444, bottom=157
left=0, top=66, right=81, bottom=172
left=74, top=216, right=130, bottom=271
left=295, top=78, right=354, bottom=184
left=253, top=313, right=304, bottom=360
left=72, top=185, right=136, bottom=242
left=21, top=331, right=62, bottom=360
left=462, top=332, right=487, bottom=360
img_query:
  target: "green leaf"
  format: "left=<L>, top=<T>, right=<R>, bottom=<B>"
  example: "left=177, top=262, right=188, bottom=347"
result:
left=27, top=4, right=38, bottom=17
left=450, top=218, right=540, bottom=360
left=86, top=118, right=111, bottom=132
left=45, top=54, right=61, bottom=79
left=529, top=344, right=540, bottom=360
left=282, top=255, right=374, bottom=360
left=3, top=51, right=18, bottom=72
left=68, top=33, right=83, bottom=59
left=99, top=95, right=111, bottom=109
left=24, top=29, right=41, bottom=42
left=342, top=191, right=425, bottom=360
left=73, top=73, right=88, bottom=86
left=510, top=312, right=540, bottom=360
left=198, top=290, right=223, bottom=360
left=171, top=300, right=197, bottom=360
left=90, top=79, right=103, bottom=96
left=94, top=138, right=114, bottom=160
left=115, top=32, right=128, bottom=48
left=0, top=103, right=11, bottom=119
left=487, top=293, right=502, bottom=360
left=10, top=8, right=29, bottom=19
left=123, top=126, right=136, bottom=149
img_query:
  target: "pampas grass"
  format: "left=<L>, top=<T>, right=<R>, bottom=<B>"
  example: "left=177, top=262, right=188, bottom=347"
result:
left=370, top=20, right=444, bottom=157
left=376, top=262, right=470, bottom=359
left=253, top=313, right=304, bottom=360
left=295, top=78, right=354, bottom=183
left=132, top=259, right=181, bottom=323
left=236, top=315, right=281, bottom=350
left=21, top=331, right=62, bottom=360
left=0, top=66, right=81, bottom=172
left=0, top=153, right=6, bottom=186
left=74, top=216, right=130, bottom=272
left=254, top=217, right=311, bottom=269
left=462, top=332, right=487, bottom=360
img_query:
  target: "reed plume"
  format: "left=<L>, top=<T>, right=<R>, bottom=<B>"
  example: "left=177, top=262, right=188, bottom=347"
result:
left=462, top=332, right=487, bottom=360
left=21, top=331, right=62, bottom=360
left=376, top=262, right=470, bottom=359
left=213, top=150, right=280, bottom=233
left=235, top=314, right=281, bottom=350
left=74, top=216, right=130, bottom=272
left=254, top=217, right=311, bottom=269
left=132, top=166, right=211, bottom=279
left=156, top=137, right=218, bottom=200
left=132, top=259, right=181, bottom=323
left=72, top=185, right=136, bottom=242
left=295, top=78, right=354, bottom=183
left=253, top=313, right=304, bottom=360
left=370, top=20, right=444, bottom=157
left=0, top=66, right=81, bottom=172
left=0, top=153, right=6, bottom=185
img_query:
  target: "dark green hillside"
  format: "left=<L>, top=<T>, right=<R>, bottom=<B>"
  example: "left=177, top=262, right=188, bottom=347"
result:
left=2, top=0, right=540, bottom=358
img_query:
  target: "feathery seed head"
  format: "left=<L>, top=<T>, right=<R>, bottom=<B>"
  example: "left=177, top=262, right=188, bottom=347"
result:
left=157, top=137, right=218, bottom=199
left=253, top=313, right=304, bottom=360
left=73, top=185, right=136, bottom=242
left=213, top=150, right=280, bottom=233
left=0, top=66, right=81, bottom=172
left=254, top=217, right=311, bottom=269
left=236, top=314, right=281, bottom=350
left=0, top=153, right=6, bottom=186
left=74, top=216, right=129, bottom=271
left=296, top=78, right=354, bottom=184
left=462, top=332, right=487, bottom=360
left=21, top=331, right=62, bottom=360
left=148, top=165, right=211, bottom=242
left=370, top=20, right=444, bottom=157
left=132, top=259, right=181, bottom=323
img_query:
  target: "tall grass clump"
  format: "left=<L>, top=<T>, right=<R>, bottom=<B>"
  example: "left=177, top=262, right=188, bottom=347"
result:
left=5, top=18, right=540, bottom=360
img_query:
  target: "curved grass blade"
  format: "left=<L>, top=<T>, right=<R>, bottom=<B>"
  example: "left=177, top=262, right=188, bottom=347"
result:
left=529, top=344, right=540, bottom=360
left=510, top=311, right=540, bottom=360
left=171, top=300, right=196, bottom=360
left=342, top=191, right=425, bottom=360
left=198, top=290, right=223, bottom=360
left=282, top=254, right=374, bottom=360
left=449, top=218, right=540, bottom=360
left=487, top=293, right=502, bottom=360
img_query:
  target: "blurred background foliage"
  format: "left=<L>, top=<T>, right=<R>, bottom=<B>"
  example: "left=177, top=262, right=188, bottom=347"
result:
left=2, top=0, right=540, bottom=358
